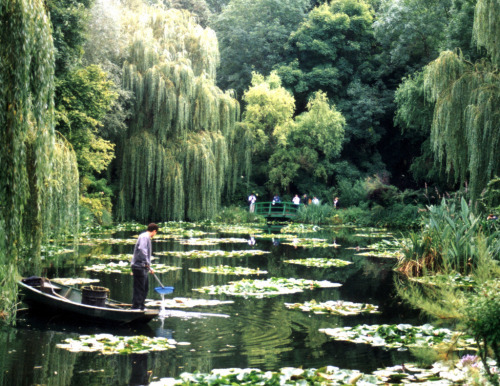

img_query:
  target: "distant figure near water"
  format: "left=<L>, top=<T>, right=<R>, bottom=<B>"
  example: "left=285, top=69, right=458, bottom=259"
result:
left=248, top=193, right=257, bottom=213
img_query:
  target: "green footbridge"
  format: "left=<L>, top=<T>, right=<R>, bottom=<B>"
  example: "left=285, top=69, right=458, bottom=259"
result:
left=253, top=202, right=301, bottom=220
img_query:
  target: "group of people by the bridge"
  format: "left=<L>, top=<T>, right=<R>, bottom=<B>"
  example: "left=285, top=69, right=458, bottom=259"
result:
left=248, top=193, right=339, bottom=211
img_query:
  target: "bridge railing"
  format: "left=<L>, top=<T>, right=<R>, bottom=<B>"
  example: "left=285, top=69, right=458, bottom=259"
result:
left=254, top=202, right=301, bottom=219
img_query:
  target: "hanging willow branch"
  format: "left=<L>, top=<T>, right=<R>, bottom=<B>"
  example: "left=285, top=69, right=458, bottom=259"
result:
left=424, top=50, right=500, bottom=201
left=0, top=0, right=79, bottom=322
left=118, top=6, right=249, bottom=221
left=473, top=0, right=500, bottom=67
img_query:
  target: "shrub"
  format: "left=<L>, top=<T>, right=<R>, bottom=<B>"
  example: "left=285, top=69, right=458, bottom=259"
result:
left=337, top=177, right=367, bottom=207
left=295, top=203, right=335, bottom=225
left=335, top=204, right=371, bottom=227
left=214, top=206, right=266, bottom=224
left=464, top=280, right=500, bottom=384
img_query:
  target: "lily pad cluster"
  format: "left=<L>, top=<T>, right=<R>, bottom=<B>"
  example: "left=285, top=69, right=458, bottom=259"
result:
left=355, top=250, right=403, bottom=259
left=285, top=300, right=379, bottom=316
left=280, top=224, right=322, bottom=234
left=56, top=334, right=187, bottom=354
left=78, top=238, right=137, bottom=246
left=189, top=265, right=268, bottom=275
left=319, top=323, right=476, bottom=350
left=193, top=277, right=341, bottom=298
left=284, top=258, right=352, bottom=268
left=92, top=253, right=132, bottom=261
left=51, top=278, right=100, bottom=286
left=155, top=249, right=270, bottom=259
left=179, top=237, right=248, bottom=246
left=149, top=366, right=376, bottom=386
left=208, top=224, right=264, bottom=234
left=145, top=298, right=234, bottom=308
left=282, top=238, right=340, bottom=248
left=84, top=261, right=181, bottom=274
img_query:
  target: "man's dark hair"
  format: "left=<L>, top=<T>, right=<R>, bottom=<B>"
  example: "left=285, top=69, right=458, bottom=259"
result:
left=147, top=223, right=159, bottom=232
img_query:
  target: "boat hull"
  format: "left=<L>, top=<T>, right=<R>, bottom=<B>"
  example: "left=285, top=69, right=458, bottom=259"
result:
left=18, top=279, right=159, bottom=324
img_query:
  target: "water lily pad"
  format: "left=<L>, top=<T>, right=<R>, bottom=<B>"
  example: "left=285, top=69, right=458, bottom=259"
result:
left=282, top=238, right=340, bottom=248
left=149, top=366, right=377, bottom=385
left=179, top=237, right=249, bottom=246
left=207, top=224, right=264, bottom=234
left=93, top=253, right=132, bottom=261
left=145, top=298, right=234, bottom=308
left=56, top=334, right=186, bottom=354
left=51, top=278, right=100, bottom=286
left=155, top=249, right=270, bottom=259
left=284, top=258, right=352, bottom=268
left=285, top=300, right=379, bottom=315
left=319, top=324, right=476, bottom=350
left=193, top=277, right=341, bottom=298
left=280, top=224, right=322, bottom=233
left=355, top=251, right=403, bottom=259
left=189, top=265, right=268, bottom=275
left=84, top=261, right=181, bottom=274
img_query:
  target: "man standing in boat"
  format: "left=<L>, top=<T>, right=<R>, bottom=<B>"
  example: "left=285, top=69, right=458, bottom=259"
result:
left=131, top=223, right=158, bottom=310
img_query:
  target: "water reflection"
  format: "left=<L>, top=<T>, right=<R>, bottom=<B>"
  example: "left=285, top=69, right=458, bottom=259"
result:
left=1, top=224, right=424, bottom=385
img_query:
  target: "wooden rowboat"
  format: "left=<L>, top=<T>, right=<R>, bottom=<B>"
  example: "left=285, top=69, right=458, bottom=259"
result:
left=18, top=277, right=159, bottom=324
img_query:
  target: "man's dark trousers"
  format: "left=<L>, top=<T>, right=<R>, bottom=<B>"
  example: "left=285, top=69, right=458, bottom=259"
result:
left=132, top=267, right=149, bottom=310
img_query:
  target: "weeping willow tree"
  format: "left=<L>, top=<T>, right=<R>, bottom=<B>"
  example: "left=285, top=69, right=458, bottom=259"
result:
left=423, top=0, right=500, bottom=203
left=0, top=0, right=79, bottom=322
left=118, top=6, right=250, bottom=221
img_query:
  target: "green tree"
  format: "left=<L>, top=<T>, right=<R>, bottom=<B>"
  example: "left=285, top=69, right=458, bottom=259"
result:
left=373, top=0, right=452, bottom=72
left=277, top=0, right=387, bottom=176
left=1, top=0, right=78, bottom=322
left=212, top=0, right=310, bottom=97
left=118, top=5, right=250, bottom=221
left=55, top=65, right=117, bottom=176
left=55, top=65, right=117, bottom=223
left=239, top=72, right=295, bottom=192
left=424, top=50, right=500, bottom=202
left=269, top=91, right=345, bottom=192
left=169, top=0, right=212, bottom=27
left=46, top=0, right=94, bottom=77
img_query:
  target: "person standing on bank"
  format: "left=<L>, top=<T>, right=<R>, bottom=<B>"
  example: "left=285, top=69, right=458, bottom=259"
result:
left=131, top=223, right=158, bottom=310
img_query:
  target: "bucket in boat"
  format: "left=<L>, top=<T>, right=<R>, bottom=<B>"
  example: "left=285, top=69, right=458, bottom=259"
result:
left=81, top=285, right=109, bottom=307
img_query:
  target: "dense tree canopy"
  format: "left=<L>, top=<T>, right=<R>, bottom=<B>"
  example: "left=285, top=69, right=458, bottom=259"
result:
left=212, top=0, right=310, bottom=97
left=277, top=0, right=388, bottom=178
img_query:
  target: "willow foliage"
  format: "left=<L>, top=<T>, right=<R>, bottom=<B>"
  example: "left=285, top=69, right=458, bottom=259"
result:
left=473, top=0, right=500, bottom=67
left=424, top=50, right=500, bottom=202
left=119, top=6, right=248, bottom=221
left=0, top=0, right=79, bottom=322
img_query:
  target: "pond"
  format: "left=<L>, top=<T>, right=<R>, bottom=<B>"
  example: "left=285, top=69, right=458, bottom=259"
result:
left=0, top=223, right=426, bottom=385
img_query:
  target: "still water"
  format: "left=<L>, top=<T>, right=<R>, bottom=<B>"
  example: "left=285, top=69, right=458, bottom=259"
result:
left=0, top=224, right=424, bottom=385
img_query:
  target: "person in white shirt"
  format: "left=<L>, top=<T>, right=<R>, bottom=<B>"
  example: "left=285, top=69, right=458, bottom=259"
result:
left=248, top=193, right=257, bottom=212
